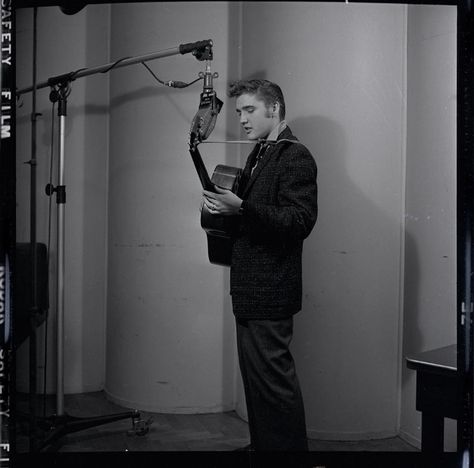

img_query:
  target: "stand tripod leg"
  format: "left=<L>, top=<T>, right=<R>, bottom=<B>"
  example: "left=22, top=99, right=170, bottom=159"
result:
left=38, top=409, right=152, bottom=451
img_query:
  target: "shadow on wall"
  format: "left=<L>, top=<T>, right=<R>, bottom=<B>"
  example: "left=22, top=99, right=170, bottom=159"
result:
left=289, top=114, right=419, bottom=439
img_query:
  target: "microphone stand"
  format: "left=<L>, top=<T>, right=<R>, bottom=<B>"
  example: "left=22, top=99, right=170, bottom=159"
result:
left=17, top=38, right=214, bottom=452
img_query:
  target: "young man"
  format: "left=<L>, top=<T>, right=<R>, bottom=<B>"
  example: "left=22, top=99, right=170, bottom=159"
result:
left=203, top=79, right=318, bottom=452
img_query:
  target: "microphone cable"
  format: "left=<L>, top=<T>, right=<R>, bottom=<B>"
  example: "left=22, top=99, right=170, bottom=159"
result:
left=48, top=55, right=204, bottom=90
left=141, top=61, right=203, bottom=88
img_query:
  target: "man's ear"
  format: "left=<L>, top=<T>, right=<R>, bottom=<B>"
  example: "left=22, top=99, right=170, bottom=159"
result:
left=272, top=102, right=280, bottom=117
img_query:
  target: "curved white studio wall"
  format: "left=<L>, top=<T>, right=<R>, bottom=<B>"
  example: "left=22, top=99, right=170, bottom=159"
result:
left=105, top=3, right=237, bottom=412
left=237, top=3, right=407, bottom=439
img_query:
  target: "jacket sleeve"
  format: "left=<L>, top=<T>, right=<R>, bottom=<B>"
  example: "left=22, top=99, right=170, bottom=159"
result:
left=241, top=145, right=318, bottom=241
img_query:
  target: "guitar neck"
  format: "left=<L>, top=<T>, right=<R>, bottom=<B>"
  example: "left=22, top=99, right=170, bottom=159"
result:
left=189, top=140, right=215, bottom=192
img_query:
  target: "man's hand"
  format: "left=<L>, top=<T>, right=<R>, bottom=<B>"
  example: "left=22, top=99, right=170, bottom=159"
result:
left=203, top=186, right=243, bottom=216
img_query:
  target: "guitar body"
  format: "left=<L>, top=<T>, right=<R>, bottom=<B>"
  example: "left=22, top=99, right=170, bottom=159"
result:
left=188, top=136, right=242, bottom=266
left=201, top=165, right=242, bottom=266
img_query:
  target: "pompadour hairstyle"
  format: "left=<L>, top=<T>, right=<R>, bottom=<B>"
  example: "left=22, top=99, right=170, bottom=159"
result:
left=228, top=79, right=286, bottom=120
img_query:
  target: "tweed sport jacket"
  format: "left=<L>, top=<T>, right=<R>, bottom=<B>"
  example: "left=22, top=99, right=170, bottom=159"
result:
left=230, top=126, right=318, bottom=319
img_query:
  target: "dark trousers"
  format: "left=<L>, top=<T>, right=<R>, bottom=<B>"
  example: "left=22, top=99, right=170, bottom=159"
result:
left=236, top=317, right=308, bottom=452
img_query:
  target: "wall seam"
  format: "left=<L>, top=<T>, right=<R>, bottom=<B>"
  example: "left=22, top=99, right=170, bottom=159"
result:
left=397, top=3, right=409, bottom=438
left=102, top=3, right=112, bottom=390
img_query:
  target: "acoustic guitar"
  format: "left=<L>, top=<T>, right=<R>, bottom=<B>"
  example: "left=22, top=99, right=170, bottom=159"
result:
left=188, top=135, right=242, bottom=266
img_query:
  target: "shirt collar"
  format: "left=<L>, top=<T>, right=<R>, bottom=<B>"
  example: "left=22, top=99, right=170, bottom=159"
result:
left=266, top=120, right=287, bottom=142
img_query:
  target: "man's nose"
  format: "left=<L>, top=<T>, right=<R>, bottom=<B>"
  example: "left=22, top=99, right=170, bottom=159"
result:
left=240, top=114, right=247, bottom=124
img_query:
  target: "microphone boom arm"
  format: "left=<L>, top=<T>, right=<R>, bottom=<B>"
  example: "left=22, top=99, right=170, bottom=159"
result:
left=17, top=39, right=214, bottom=95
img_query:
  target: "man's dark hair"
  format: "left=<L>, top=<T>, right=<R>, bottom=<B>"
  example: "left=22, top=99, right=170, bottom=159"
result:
left=228, top=79, right=286, bottom=120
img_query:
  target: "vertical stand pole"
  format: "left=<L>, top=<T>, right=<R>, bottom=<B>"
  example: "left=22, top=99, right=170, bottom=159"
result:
left=54, top=85, right=68, bottom=417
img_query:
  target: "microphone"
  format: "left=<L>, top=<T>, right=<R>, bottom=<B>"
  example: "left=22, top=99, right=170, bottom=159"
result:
left=190, top=61, right=223, bottom=143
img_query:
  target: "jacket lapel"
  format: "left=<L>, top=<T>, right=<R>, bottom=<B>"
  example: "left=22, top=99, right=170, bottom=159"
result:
left=242, top=145, right=274, bottom=197
left=237, top=143, right=260, bottom=197
left=242, top=127, right=297, bottom=198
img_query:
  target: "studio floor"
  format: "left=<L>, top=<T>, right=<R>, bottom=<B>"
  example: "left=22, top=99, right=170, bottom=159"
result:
left=14, top=391, right=418, bottom=453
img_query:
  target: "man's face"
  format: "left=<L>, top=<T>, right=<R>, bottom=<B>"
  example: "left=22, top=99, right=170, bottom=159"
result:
left=235, top=93, right=278, bottom=140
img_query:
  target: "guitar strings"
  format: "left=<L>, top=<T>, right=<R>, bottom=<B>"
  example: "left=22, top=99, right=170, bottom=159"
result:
left=200, top=140, right=257, bottom=144
left=201, top=138, right=299, bottom=145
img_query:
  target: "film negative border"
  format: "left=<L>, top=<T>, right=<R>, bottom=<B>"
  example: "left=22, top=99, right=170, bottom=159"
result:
left=5, top=1, right=474, bottom=467
left=1, top=0, right=14, bottom=466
